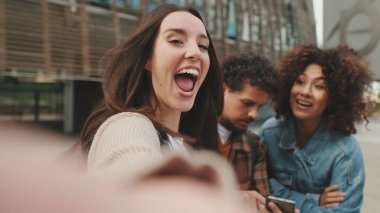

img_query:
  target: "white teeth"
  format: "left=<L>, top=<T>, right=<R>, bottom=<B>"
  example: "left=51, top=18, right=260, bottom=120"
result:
left=297, top=100, right=312, bottom=106
left=177, top=69, right=199, bottom=76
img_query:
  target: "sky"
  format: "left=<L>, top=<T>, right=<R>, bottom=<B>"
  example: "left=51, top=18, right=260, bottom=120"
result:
left=313, top=0, right=324, bottom=47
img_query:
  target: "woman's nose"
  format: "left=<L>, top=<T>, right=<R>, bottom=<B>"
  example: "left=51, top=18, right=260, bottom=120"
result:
left=185, top=42, right=201, bottom=61
left=300, top=84, right=312, bottom=96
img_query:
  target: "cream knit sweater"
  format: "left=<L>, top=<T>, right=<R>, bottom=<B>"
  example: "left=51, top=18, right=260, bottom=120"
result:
left=87, top=112, right=162, bottom=173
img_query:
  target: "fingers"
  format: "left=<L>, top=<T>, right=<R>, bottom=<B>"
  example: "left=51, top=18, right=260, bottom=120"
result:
left=324, top=192, right=345, bottom=203
left=251, top=191, right=266, bottom=204
left=241, top=191, right=260, bottom=213
left=324, top=202, right=339, bottom=208
left=267, top=202, right=283, bottom=213
left=240, top=191, right=253, bottom=213
left=323, top=184, right=339, bottom=193
left=240, top=191, right=270, bottom=213
left=258, top=202, right=269, bottom=213
left=320, top=185, right=345, bottom=208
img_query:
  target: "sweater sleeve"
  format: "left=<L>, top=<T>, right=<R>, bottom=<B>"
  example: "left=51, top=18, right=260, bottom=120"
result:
left=87, top=112, right=162, bottom=173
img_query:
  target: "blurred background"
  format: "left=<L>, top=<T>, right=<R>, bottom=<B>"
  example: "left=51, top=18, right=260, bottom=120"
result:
left=0, top=0, right=379, bottom=212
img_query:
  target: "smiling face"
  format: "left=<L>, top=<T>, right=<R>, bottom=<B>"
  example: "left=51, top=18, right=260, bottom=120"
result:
left=290, top=64, right=329, bottom=124
left=146, top=11, right=210, bottom=117
left=219, top=83, right=269, bottom=132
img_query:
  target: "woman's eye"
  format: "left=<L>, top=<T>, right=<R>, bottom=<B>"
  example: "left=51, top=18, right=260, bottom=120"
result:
left=315, top=85, right=325, bottom=90
left=295, top=79, right=303, bottom=85
left=198, top=44, right=209, bottom=51
left=168, top=39, right=183, bottom=45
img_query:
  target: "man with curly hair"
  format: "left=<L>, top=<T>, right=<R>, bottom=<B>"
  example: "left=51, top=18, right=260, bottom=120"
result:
left=218, top=53, right=277, bottom=197
left=259, top=45, right=373, bottom=212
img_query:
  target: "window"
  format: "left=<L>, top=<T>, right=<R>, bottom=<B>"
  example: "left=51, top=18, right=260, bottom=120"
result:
left=126, top=0, right=141, bottom=10
left=115, top=0, right=125, bottom=8
left=168, top=0, right=185, bottom=6
left=89, top=0, right=110, bottom=8
left=190, top=0, right=203, bottom=10
left=89, top=0, right=141, bottom=11
left=227, top=0, right=236, bottom=39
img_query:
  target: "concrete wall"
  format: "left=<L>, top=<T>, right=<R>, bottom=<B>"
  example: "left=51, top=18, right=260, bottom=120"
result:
left=323, top=0, right=380, bottom=79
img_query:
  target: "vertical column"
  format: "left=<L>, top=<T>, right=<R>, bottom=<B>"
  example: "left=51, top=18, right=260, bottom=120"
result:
left=80, top=3, right=90, bottom=75
left=293, top=0, right=300, bottom=46
left=257, top=0, right=264, bottom=54
left=234, top=0, right=242, bottom=52
left=220, top=0, right=228, bottom=57
left=63, top=80, right=75, bottom=133
left=42, top=0, right=51, bottom=73
left=267, top=0, right=275, bottom=60
left=245, top=0, right=254, bottom=52
left=203, top=0, right=209, bottom=28
left=141, top=0, right=147, bottom=18
left=275, top=0, right=284, bottom=57
left=0, top=0, right=6, bottom=70
left=110, top=0, right=121, bottom=44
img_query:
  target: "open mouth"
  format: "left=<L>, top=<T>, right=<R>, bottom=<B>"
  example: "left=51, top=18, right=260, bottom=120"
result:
left=296, top=99, right=312, bottom=107
left=174, top=68, right=199, bottom=92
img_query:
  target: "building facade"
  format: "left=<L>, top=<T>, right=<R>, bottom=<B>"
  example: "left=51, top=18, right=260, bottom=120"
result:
left=323, top=0, right=380, bottom=80
left=0, top=0, right=316, bottom=132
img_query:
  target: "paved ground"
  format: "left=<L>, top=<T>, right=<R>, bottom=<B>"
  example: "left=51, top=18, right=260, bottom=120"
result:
left=0, top=118, right=379, bottom=212
left=356, top=118, right=380, bottom=213
left=0, top=119, right=77, bottom=163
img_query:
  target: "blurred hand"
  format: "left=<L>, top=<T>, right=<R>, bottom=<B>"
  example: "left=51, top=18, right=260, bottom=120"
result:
left=240, top=191, right=283, bottom=213
left=319, top=184, right=345, bottom=208
left=266, top=201, right=283, bottom=213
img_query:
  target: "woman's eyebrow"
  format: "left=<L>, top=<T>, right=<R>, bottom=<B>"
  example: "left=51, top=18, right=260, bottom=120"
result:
left=163, top=28, right=208, bottom=40
left=313, top=76, right=326, bottom=82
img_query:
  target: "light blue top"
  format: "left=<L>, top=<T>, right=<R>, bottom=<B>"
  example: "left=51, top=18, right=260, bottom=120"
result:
left=259, top=116, right=365, bottom=213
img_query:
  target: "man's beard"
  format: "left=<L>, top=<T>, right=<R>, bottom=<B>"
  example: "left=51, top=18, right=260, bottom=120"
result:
left=221, top=119, right=246, bottom=134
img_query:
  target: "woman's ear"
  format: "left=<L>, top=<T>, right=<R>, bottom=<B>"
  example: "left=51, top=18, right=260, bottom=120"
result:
left=145, top=58, right=152, bottom=71
left=222, top=83, right=227, bottom=93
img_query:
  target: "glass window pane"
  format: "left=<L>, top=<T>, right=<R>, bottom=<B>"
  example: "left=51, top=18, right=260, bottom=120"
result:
left=127, top=0, right=141, bottom=10
left=115, top=0, right=125, bottom=8
left=190, top=0, right=203, bottom=11
left=90, top=0, right=110, bottom=7
left=168, top=0, right=186, bottom=6
left=148, top=0, right=160, bottom=11
left=227, top=0, right=236, bottom=39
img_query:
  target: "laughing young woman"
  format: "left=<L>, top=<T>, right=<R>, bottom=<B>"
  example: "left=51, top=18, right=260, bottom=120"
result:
left=259, top=45, right=374, bottom=212
left=68, top=4, right=223, bottom=172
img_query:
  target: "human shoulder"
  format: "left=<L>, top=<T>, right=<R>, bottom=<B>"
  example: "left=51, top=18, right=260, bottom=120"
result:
left=101, top=112, right=154, bottom=128
left=91, top=112, right=159, bottom=152
left=260, top=116, right=285, bottom=133
left=93, top=112, right=158, bottom=146
left=328, top=133, right=365, bottom=186
left=329, top=134, right=361, bottom=157
left=88, top=112, right=161, bottom=171
left=245, top=129, right=262, bottom=143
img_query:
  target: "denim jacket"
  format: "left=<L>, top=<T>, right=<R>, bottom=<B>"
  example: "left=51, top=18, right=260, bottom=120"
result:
left=259, top=117, right=365, bottom=213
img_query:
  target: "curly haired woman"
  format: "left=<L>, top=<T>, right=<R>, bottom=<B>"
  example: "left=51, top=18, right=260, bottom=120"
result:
left=259, top=45, right=373, bottom=212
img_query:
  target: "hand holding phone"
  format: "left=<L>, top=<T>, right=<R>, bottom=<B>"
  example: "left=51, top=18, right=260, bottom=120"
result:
left=266, top=195, right=295, bottom=213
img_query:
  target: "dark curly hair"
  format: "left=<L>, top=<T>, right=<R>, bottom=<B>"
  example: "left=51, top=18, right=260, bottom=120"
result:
left=275, top=44, right=374, bottom=135
left=222, top=52, right=276, bottom=95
